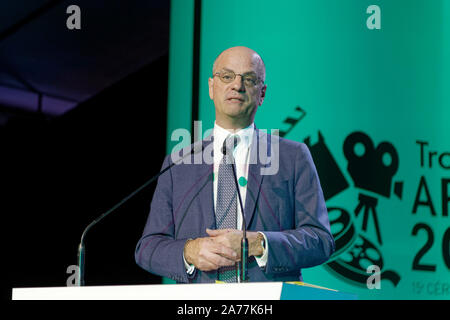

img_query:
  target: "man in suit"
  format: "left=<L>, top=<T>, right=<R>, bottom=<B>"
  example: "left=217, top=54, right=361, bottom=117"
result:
left=135, top=46, right=334, bottom=283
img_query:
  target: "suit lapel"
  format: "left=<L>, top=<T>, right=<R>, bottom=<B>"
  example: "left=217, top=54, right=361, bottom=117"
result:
left=244, top=129, right=269, bottom=229
left=196, top=136, right=215, bottom=230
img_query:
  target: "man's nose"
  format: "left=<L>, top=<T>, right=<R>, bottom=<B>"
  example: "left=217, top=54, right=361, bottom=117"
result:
left=231, top=74, right=245, bottom=91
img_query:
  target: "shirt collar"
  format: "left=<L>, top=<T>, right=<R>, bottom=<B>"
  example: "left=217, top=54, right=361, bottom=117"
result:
left=213, top=122, right=255, bottom=152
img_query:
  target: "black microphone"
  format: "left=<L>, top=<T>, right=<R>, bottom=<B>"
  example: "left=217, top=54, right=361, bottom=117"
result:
left=221, top=136, right=248, bottom=283
left=76, top=142, right=204, bottom=286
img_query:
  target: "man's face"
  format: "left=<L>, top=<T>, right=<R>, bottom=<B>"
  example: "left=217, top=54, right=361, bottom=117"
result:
left=208, top=48, right=266, bottom=128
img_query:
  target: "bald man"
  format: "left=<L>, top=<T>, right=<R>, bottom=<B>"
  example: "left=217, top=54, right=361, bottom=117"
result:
left=135, top=47, right=335, bottom=283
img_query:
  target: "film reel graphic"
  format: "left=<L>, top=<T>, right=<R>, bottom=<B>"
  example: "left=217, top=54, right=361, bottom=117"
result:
left=305, top=131, right=403, bottom=287
left=325, top=207, right=400, bottom=287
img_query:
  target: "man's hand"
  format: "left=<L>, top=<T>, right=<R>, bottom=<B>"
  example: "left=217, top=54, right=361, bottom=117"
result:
left=183, top=236, right=238, bottom=272
left=183, top=229, right=265, bottom=272
left=206, top=228, right=264, bottom=258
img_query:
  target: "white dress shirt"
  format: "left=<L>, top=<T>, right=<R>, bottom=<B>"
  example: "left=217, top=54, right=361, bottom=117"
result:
left=184, top=122, right=268, bottom=274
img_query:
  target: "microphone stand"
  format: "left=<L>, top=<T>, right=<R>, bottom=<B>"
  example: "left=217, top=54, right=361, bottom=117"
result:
left=76, top=143, right=203, bottom=286
left=76, top=171, right=162, bottom=286
left=231, top=162, right=248, bottom=283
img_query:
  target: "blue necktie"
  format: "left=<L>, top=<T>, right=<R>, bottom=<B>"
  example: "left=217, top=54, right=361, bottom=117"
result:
left=216, top=135, right=239, bottom=282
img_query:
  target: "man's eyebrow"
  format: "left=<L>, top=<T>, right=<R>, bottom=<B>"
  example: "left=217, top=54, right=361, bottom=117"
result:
left=221, top=67, right=257, bottom=75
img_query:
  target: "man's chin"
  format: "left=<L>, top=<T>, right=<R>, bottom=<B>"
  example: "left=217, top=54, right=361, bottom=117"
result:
left=224, top=110, right=246, bottom=119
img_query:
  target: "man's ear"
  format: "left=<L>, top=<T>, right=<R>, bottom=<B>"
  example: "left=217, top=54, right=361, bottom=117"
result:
left=208, top=77, right=214, bottom=100
left=259, top=84, right=267, bottom=106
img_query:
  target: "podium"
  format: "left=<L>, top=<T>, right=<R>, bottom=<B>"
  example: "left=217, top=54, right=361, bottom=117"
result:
left=12, top=282, right=357, bottom=300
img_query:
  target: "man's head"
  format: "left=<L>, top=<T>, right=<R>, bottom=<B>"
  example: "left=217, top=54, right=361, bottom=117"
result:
left=208, top=46, right=267, bottom=130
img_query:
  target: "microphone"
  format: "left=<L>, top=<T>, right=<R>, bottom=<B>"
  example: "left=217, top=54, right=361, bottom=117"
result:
left=76, top=142, right=204, bottom=286
left=221, top=136, right=248, bottom=283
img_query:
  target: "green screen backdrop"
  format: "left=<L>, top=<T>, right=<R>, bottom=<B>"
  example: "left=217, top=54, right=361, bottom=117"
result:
left=166, top=0, right=450, bottom=299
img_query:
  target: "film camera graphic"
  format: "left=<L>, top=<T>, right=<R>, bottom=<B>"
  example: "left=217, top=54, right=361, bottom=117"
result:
left=304, top=131, right=403, bottom=287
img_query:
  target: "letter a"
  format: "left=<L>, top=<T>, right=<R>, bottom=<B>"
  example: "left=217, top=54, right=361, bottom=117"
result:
left=366, top=265, right=381, bottom=289
left=66, top=5, right=81, bottom=30
left=66, top=265, right=79, bottom=286
left=412, top=176, right=437, bottom=216
left=366, top=5, right=381, bottom=30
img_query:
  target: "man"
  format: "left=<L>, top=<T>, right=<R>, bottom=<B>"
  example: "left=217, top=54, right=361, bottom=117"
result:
left=135, top=46, right=334, bottom=283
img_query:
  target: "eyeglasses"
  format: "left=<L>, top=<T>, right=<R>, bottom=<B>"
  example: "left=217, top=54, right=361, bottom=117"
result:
left=213, top=70, right=263, bottom=86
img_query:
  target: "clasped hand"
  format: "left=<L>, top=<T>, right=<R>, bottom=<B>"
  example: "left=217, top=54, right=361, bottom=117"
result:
left=184, top=228, right=260, bottom=272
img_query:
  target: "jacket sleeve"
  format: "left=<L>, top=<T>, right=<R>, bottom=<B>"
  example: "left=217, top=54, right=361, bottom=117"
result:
left=263, top=143, right=335, bottom=275
left=135, top=155, right=197, bottom=283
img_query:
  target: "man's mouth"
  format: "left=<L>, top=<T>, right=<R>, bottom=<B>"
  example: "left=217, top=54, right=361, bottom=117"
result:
left=226, top=97, right=244, bottom=102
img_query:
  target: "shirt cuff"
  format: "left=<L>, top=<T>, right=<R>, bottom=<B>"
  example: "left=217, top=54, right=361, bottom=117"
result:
left=183, top=249, right=195, bottom=275
left=254, top=232, right=268, bottom=268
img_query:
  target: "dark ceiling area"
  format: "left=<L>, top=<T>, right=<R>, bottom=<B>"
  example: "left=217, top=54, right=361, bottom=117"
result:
left=0, top=0, right=169, bottom=119
left=1, top=0, right=172, bottom=296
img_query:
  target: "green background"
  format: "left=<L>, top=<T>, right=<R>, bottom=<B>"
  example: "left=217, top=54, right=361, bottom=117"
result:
left=166, top=0, right=450, bottom=299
